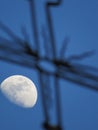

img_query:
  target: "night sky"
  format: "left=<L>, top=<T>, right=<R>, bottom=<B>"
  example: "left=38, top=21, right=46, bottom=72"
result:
left=0, top=0, right=98, bottom=130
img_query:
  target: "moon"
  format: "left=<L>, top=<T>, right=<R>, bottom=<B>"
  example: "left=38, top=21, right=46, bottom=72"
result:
left=0, top=75, right=38, bottom=108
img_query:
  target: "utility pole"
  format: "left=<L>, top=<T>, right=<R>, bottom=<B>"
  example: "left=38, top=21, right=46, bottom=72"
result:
left=28, top=0, right=63, bottom=129
left=0, top=0, right=98, bottom=130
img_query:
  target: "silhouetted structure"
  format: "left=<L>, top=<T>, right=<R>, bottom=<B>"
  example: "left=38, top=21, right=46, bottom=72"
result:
left=0, top=0, right=98, bottom=130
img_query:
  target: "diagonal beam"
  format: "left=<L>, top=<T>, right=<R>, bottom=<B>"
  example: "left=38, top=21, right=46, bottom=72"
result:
left=0, top=21, right=23, bottom=43
left=0, top=48, right=98, bottom=92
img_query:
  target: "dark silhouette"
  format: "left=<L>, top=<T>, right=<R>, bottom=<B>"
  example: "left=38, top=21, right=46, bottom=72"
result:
left=0, top=0, right=98, bottom=130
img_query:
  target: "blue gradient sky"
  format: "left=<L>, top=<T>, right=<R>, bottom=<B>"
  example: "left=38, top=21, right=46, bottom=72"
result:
left=0, top=0, right=98, bottom=130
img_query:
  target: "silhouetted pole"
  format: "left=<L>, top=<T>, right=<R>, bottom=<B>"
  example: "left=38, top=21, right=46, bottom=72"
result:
left=45, top=0, right=63, bottom=129
left=0, top=1, right=98, bottom=130
left=28, top=0, right=52, bottom=128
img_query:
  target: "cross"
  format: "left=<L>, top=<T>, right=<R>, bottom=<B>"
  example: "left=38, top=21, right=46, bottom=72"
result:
left=0, top=0, right=98, bottom=130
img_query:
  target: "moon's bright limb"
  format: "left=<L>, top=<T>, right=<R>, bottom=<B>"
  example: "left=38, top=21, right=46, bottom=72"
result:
left=0, top=75, right=38, bottom=108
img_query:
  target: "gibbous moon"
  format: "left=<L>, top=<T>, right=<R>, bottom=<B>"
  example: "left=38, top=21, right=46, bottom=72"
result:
left=0, top=75, right=38, bottom=108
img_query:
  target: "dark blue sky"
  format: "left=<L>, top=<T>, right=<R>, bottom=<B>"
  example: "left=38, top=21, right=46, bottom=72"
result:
left=0, top=0, right=98, bottom=130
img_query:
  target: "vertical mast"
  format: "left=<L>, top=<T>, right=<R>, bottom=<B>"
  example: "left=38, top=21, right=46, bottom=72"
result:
left=28, top=0, right=50, bottom=126
left=45, top=0, right=62, bottom=59
left=28, top=0, right=40, bottom=52
left=45, top=1, right=62, bottom=129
